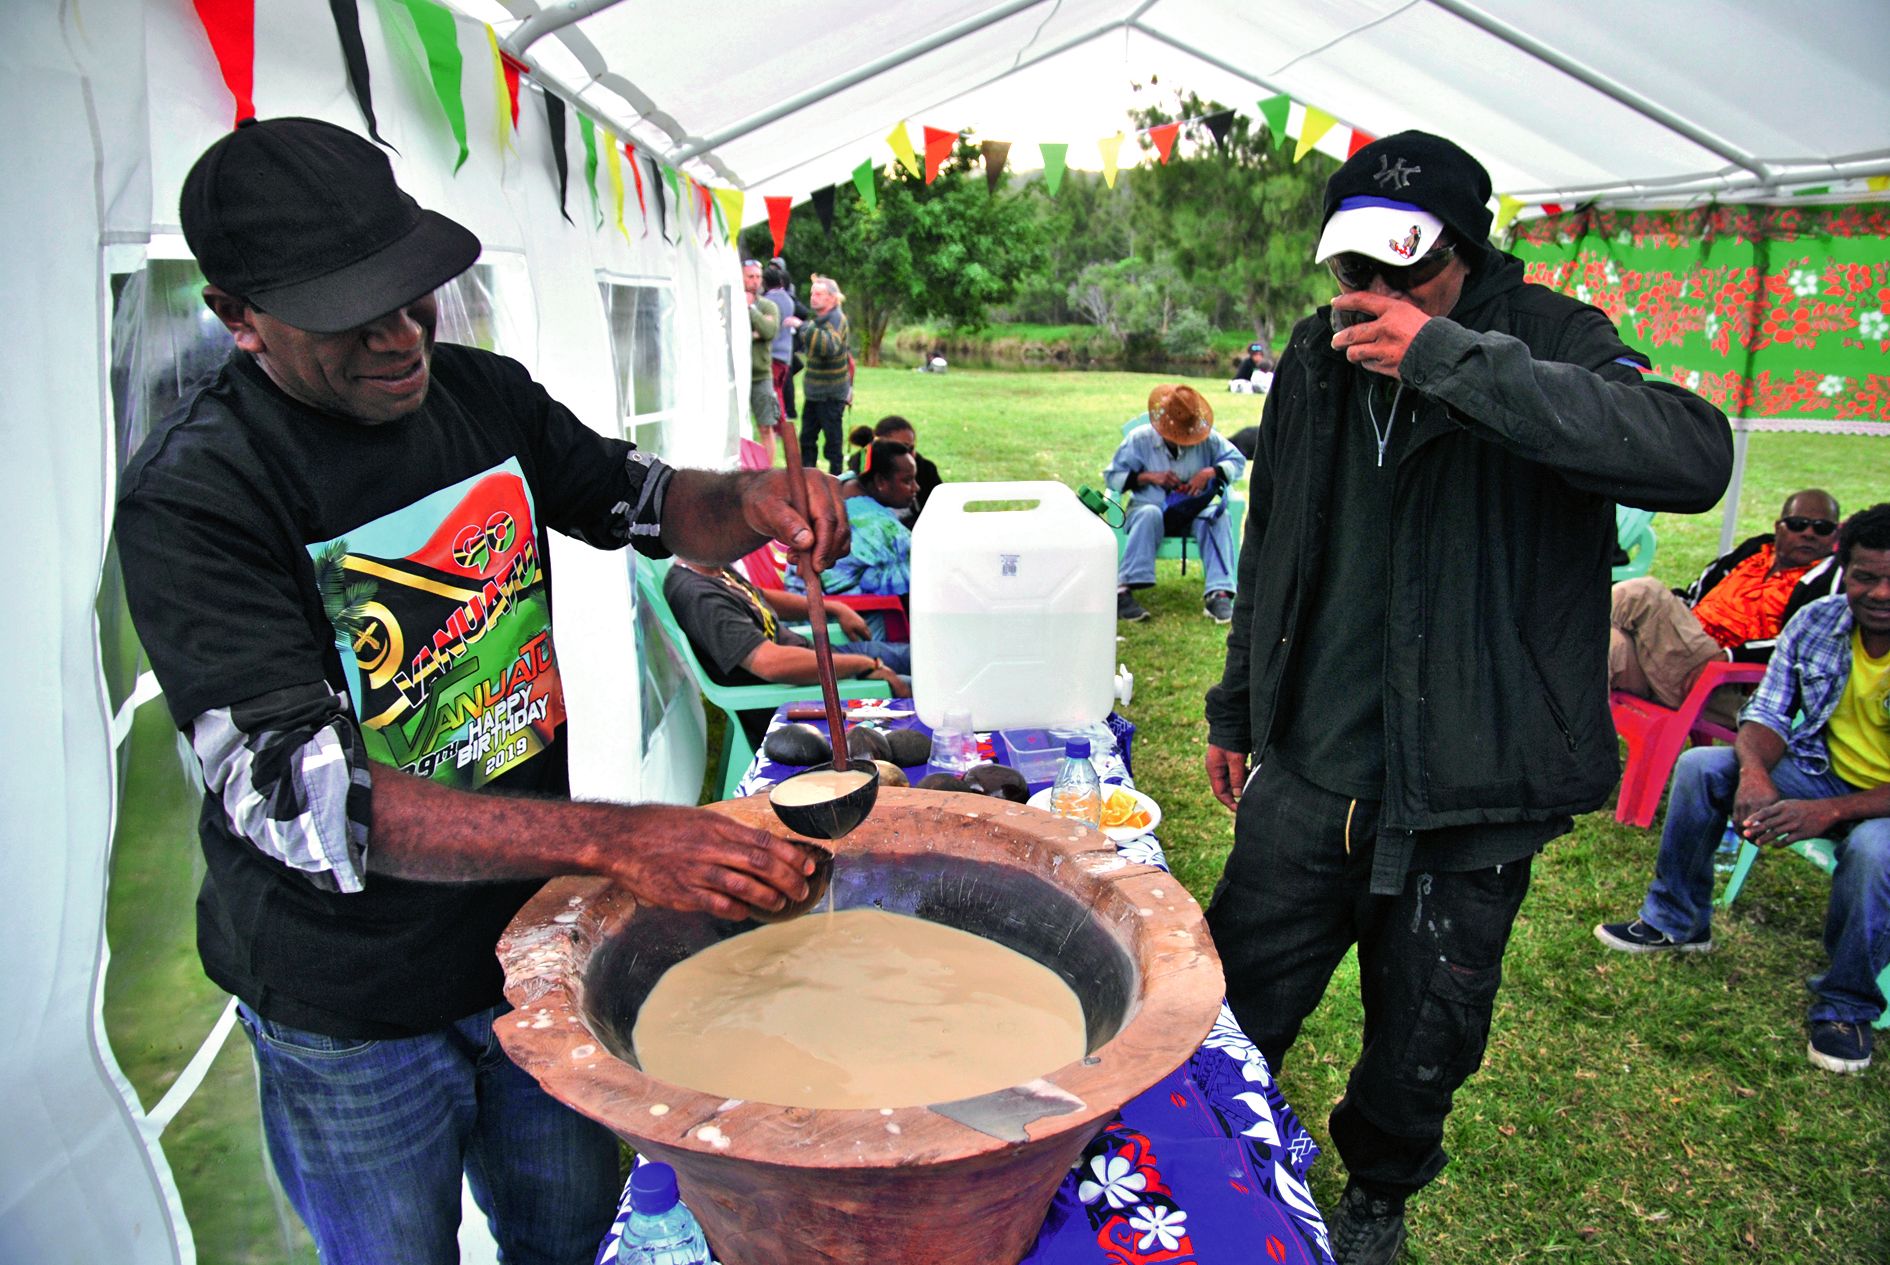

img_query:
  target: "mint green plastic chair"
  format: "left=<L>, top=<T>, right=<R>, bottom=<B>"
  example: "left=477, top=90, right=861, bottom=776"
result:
left=634, top=558, right=890, bottom=801
left=1112, top=413, right=1247, bottom=568
left=1613, top=505, right=1657, bottom=581
left=1720, top=833, right=1890, bottom=1030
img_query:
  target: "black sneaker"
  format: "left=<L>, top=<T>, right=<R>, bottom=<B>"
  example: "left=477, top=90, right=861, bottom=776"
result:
left=1807, top=1020, right=1874, bottom=1074
left=1204, top=591, right=1234, bottom=624
left=1328, top=1182, right=1406, bottom=1265
left=1117, top=589, right=1151, bottom=623
left=1594, top=917, right=1713, bottom=954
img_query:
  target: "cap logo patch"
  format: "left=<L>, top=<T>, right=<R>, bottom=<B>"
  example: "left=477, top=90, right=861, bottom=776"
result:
left=1373, top=156, right=1420, bottom=190
left=1390, top=225, right=1423, bottom=258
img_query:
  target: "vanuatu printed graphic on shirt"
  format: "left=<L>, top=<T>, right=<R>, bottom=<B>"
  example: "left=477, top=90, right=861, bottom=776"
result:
left=308, top=458, right=564, bottom=788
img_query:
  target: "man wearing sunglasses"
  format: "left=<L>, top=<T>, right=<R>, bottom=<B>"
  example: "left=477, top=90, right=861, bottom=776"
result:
left=1611, top=490, right=1844, bottom=722
left=1201, top=131, right=1731, bottom=1264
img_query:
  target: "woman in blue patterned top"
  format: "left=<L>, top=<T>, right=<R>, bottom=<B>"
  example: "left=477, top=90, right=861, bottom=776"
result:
left=786, top=440, right=918, bottom=631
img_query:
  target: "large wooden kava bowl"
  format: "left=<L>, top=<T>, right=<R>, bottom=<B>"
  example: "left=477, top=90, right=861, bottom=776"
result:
left=496, top=788, right=1224, bottom=1265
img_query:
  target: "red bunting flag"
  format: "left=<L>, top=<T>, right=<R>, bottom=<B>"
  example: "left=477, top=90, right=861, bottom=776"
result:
left=499, top=50, right=528, bottom=130
left=765, top=196, right=793, bottom=258
left=624, top=143, right=648, bottom=235
left=922, top=126, right=958, bottom=184
left=1347, top=129, right=1376, bottom=158
left=1148, top=122, right=1180, bottom=164
left=191, top=0, right=256, bottom=126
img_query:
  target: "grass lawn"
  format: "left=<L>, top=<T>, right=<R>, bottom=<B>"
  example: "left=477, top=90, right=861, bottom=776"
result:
left=857, top=364, right=1890, bottom=1264
left=102, top=363, right=1885, bottom=1263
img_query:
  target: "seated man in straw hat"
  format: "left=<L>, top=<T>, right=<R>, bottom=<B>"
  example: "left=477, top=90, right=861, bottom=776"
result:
left=1104, top=384, right=1246, bottom=624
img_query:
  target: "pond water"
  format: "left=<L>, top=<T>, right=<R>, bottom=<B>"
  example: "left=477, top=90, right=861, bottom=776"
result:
left=879, top=344, right=1231, bottom=381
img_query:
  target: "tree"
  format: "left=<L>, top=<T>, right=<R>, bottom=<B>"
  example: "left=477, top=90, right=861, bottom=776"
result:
left=1006, top=170, right=1136, bottom=325
left=1127, top=91, right=1340, bottom=345
left=744, top=142, right=1045, bottom=365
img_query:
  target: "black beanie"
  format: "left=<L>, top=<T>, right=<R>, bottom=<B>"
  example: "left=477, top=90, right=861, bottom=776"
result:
left=1322, top=131, right=1494, bottom=251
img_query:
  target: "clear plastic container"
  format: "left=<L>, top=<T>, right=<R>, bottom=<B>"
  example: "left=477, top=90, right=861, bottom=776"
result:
left=910, top=481, right=1119, bottom=731
left=926, top=707, right=980, bottom=777
left=1049, top=738, right=1102, bottom=826
left=619, top=1162, right=713, bottom=1265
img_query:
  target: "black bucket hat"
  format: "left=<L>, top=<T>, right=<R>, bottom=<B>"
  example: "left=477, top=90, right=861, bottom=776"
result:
left=181, top=117, right=481, bottom=333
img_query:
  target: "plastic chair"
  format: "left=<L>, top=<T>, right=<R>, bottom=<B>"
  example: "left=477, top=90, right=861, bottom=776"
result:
left=634, top=557, right=890, bottom=800
left=1720, top=833, right=1890, bottom=1030
left=737, top=437, right=770, bottom=471
left=738, top=539, right=909, bottom=641
left=1610, top=659, right=1767, bottom=827
left=1613, top=505, right=1657, bottom=582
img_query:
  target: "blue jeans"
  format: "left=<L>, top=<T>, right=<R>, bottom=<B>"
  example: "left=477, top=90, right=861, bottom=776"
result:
left=1117, top=500, right=1236, bottom=594
left=1640, top=745, right=1890, bottom=1024
left=238, top=1002, right=620, bottom=1265
left=836, top=639, right=909, bottom=674
left=1206, top=761, right=1533, bottom=1196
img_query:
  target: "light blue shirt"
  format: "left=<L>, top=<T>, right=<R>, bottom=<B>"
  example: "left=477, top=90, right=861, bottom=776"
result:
left=1103, top=419, right=1246, bottom=509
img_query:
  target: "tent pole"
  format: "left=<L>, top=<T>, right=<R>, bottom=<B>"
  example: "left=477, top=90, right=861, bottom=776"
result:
left=663, top=0, right=1058, bottom=166
left=504, top=0, right=625, bottom=57
left=1720, top=427, right=1750, bottom=556
left=1421, top=0, right=1769, bottom=185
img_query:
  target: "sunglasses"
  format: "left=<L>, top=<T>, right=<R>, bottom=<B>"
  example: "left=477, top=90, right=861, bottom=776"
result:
left=1780, top=516, right=1838, bottom=536
left=1328, top=242, right=1457, bottom=293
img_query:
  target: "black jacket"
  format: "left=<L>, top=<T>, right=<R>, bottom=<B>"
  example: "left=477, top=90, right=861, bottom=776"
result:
left=1680, top=536, right=1842, bottom=663
left=1205, top=252, right=1732, bottom=877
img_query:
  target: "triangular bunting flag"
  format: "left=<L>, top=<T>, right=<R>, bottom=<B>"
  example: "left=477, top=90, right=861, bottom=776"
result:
left=852, top=159, right=878, bottom=211
left=578, top=116, right=602, bottom=228
left=1257, top=94, right=1290, bottom=150
left=1347, top=129, right=1375, bottom=158
left=1148, top=121, right=1180, bottom=164
left=1541, top=202, right=1564, bottom=216
left=810, top=184, right=836, bottom=234
left=192, top=0, right=256, bottom=126
left=1869, top=175, right=1890, bottom=192
left=498, top=46, right=527, bottom=132
left=1098, top=132, right=1123, bottom=188
left=1201, top=109, right=1235, bottom=152
left=765, top=196, right=793, bottom=256
left=661, top=166, right=683, bottom=244
left=922, top=126, right=957, bottom=184
left=713, top=188, right=745, bottom=242
left=483, top=27, right=514, bottom=155
left=1039, top=143, right=1068, bottom=196
left=625, top=143, right=648, bottom=235
left=887, top=122, right=920, bottom=180
left=1294, top=107, right=1337, bottom=163
left=1494, top=195, right=1523, bottom=234
left=543, top=91, right=571, bottom=223
left=327, top=0, right=390, bottom=146
left=399, top=0, right=470, bottom=172
left=701, top=181, right=717, bottom=245
left=606, top=140, right=629, bottom=241
left=980, top=140, right=1011, bottom=194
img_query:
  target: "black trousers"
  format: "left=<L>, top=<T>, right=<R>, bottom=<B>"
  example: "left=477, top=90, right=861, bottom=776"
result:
left=1206, top=760, right=1533, bottom=1197
left=800, top=397, right=847, bottom=475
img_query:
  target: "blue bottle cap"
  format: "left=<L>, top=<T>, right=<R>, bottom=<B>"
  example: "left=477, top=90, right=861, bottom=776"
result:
left=1064, top=738, right=1091, bottom=759
left=629, top=1161, right=680, bottom=1215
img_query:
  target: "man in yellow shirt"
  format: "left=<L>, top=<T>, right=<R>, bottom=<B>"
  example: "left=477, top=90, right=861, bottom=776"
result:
left=1610, top=489, right=1841, bottom=717
left=1598, top=503, right=1890, bottom=1073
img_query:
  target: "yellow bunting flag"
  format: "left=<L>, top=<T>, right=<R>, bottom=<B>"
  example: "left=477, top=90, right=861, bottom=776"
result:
left=1869, top=175, right=1890, bottom=192
left=606, top=140, right=629, bottom=241
left=887, top=122, right=920, bottom=179
left=1494, top=195, right=1524, bottom=234
left=713, top=188, right=745, bottom=242
left=484, top=27, right=513, bottom=155
left=1295, top=107, right=1337, bottom=163
left=1099, top=132, right=1123, bottom=188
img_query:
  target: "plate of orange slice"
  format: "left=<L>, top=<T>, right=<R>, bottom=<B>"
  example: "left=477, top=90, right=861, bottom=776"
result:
left=1026, top=783, right=1161, bottom=842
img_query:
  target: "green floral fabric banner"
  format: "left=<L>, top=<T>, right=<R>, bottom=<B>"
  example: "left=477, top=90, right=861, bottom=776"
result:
left=1509, top=204, right=1890, bottom=428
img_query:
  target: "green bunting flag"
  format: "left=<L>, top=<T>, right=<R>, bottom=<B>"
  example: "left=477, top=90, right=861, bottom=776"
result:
left=852, top=158, right=878, bottom=211
left=579, top=115, right=602, bottom=228
left=1039, top=143, right=1068, bottom=196
left=398, top=0, right=469, bottom=171
left=1257, top=93, right=1290, bottom=151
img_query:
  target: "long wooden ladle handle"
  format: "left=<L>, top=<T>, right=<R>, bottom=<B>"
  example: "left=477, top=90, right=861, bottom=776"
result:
left=771, top=416, right=849, bottom=755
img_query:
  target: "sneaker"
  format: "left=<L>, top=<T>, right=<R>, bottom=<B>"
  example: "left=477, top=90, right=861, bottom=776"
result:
left=1116, top=589, right=1151, bottom=623
left=1594, top=917, right=1713, bottom=954
left=1328, top=1181, right=1407, bottom=1265
left=1204, top=591, right=1234, bottom=624
left=1807, top=1020, right=1873, bottom=1074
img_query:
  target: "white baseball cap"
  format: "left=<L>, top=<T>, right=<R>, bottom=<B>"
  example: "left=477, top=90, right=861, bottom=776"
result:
left=1314, top=196, right=1447, bottom=267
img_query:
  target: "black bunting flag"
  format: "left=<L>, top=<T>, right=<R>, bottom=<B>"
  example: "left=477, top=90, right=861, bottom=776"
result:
left=542, top=92, right=572, bottom=224
left=328, top=0, right=391, bottom=148
left=809, top=184, right=836, bottom=235
left=981, top=141, right=1011, bottom=194
left=1202, top=109, right=1236, bottom=152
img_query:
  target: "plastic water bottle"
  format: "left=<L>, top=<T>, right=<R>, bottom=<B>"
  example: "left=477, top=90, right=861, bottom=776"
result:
left=618, top=1162, right=712, bottom=1265
left=1050, top=738, right=1103, bottom=827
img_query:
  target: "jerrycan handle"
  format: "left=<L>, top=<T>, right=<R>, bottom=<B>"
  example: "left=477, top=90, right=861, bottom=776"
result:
left=922, top=480, right=1077, bottom=520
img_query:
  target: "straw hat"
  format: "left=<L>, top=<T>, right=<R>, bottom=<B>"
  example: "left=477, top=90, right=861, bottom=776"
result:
left=1148, top=384, right=1214, bottom=446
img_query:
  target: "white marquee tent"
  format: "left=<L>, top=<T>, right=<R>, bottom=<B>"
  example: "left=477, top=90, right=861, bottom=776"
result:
left=3, top=1, right=1886, bottom=1260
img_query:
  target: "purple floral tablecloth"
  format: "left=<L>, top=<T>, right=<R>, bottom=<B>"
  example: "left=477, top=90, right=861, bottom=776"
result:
left=596, top=700, right=1333, bottom=1264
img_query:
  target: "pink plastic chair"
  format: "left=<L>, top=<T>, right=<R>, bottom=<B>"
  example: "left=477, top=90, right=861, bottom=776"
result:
left=737, top=437, right=770, bottom=470
left=1610, top=659, right=1768, bottom=828
left=738, top=541, right=909, bottom=642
